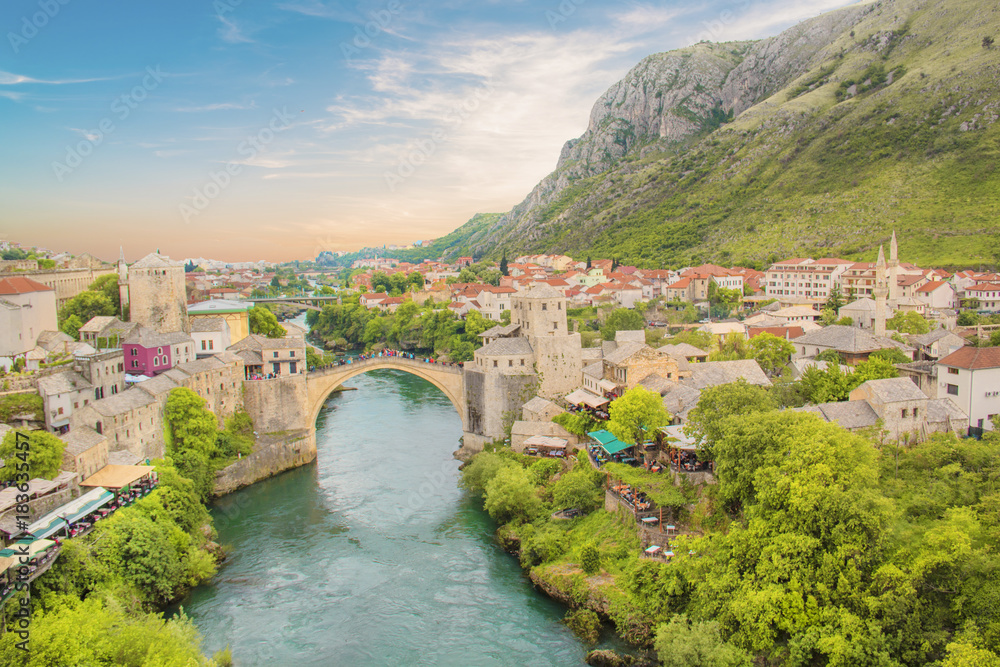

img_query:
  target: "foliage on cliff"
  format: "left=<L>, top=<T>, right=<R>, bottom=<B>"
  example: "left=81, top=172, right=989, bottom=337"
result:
left=306, top=296, right=490, bottom=361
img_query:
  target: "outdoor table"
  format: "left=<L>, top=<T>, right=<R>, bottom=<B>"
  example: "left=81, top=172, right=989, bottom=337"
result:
left=645, top=545, right=661, bottom=554
left=641, top=517, right=659, bottom=525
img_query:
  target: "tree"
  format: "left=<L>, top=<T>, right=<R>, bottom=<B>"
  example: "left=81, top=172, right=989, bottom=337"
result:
left=709, top=333, right=750, bottom=362
left=0, top=429, right=66, bottom=481
left=984, top=35, right=995, bottom=49
left=957, top=311, right=980, bottom=326
left=686, top=380, right=778, bottom=454
left=607, top=385, right=671, bottom=446
left=483, top=465, right=543, bottom=524
left=552, top=469, right=603, bottom=513
left=248, top=306, right=286, bottom=338
left=164, top=388, right=220, bottom=499
left=886, top=310, right=930, bottom=335
left=825, top=284, right=845, bottom=312
left=869, top=347, right=910, bottom=364
left=88, top=273, right=121, bottom=312
left=654, top=616, right=751, bottom=667
left=270, top=275, right=281, bottom=288
left=747, top=332, right=795, bottom=376
left=499, top=254, right=509, bottom=276
left=60, top=314, right=85, bottom=340
left=600, top=308, right=644, bottom=341
left=58, top=291, right=115, bottom=328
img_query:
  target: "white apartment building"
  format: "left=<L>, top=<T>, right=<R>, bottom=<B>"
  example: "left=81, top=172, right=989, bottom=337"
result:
left=764, top=258, right=852, bottom=301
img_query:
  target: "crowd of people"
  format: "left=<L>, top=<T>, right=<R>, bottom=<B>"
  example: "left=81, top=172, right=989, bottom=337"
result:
left=311, top=349, right=461, bottom=370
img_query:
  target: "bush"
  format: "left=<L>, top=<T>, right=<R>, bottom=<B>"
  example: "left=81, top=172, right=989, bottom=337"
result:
left=565, top=608, right=602, bottom=643
left=581, top=544, right=601, bottom=574
left=483, top=465, right=543, bottom=524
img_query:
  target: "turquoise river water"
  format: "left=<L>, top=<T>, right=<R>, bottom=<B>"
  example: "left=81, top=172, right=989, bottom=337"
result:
left=178, top=368, right=623, bottom=665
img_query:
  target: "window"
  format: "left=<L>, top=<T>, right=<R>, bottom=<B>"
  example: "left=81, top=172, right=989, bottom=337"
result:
left=913, top=408, right=919, bottom=418
left=58, top=407, right=64, bottom=415
left=208, top=340, right=214, bottom=350
left=947, top=384, right=959, bottom=396
left=202, top=340, right=207, bottom=350
left=948, top=367, right=959, bottom=375
left=157, top=347, right=162, bottom=355
left=901, top=408, right=908, bottom=418
left=131, top=360, right=138, bottom=368
left=290, top=362, right=297, bottom=374
left=273, top=363, right=280, bottom=374
left=520, top=359, right=525, bottom=366
left=508, top=360, right=513, bottom=367
left=290, top=351, right=296, bottom=358
left=493, top=360, right=498, bottom=368
left=542, top=303, right=547, bottom=311
left=273, top=351, right=279, bottom=358
left=130, top=348, right=138, bottom=356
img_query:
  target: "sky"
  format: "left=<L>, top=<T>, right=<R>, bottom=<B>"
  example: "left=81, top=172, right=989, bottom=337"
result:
left=0, top=0, right=859, bottom=263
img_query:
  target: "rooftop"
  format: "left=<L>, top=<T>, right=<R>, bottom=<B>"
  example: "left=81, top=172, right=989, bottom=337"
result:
left=682, top=360, right=770, bottom=390
left=938, top=346, right=1000, bottom=370
left=794, top=325, right=913, bottom=354
left=0, top=276, right=54, bottom=295
left=476, top=337, right=534, bottom=357
left=856, top=377, right=929, bottom=403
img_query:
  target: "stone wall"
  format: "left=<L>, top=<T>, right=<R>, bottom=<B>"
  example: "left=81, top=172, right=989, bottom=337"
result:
left=243, top=375, right=309, bottom=434
left=213, top=429, right=317, bottom=496
left=463, top=368, right=537, bottom=442
left=533, top=334, right=583, bottom=398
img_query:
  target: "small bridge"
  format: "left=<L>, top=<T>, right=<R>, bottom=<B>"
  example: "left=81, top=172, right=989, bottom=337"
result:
left=255, top=296, right=340, bottom=312
left=305, top=357, right=466, bottom=431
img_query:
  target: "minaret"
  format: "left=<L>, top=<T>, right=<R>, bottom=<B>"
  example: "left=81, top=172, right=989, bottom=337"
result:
left=874, top=244, right=888, bottom=336
left=117, top=246, right=130, bottom=318
left=888, top=230, right=900, bottom=301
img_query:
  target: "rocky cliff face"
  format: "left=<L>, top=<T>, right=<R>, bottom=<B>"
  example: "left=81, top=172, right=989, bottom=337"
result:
left=472, top=3, right=871, bottom=253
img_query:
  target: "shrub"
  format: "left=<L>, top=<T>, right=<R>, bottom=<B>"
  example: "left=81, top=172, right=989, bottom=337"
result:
left=565, top=609, right=602, bottom=643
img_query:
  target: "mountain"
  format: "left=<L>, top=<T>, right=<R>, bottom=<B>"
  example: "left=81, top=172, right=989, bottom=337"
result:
left=437, top=0, right=1000, bottom=268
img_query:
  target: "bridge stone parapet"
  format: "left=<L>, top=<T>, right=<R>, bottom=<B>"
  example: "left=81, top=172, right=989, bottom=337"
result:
left=305, top=357, right=467, bottom=432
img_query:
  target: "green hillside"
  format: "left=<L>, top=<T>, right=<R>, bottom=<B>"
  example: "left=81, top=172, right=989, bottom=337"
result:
left=457, top=0, right=1000, bottom=268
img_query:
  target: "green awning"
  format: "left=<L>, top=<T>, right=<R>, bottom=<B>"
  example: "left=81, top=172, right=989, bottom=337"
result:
left=26, top=488, right=114, bottom=540
left=587, top=430, right=633, bottom=455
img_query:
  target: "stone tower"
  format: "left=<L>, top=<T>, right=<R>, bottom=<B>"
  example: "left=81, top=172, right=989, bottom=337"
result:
left=125, top=252, right=190, bottom=334
left=874, top=244, right=888, bottom=336
left=510, top=285, right=582, bottom=398
left=888, top=230, right=900, bottom=301
left=117, top=247, right=130, bottom=318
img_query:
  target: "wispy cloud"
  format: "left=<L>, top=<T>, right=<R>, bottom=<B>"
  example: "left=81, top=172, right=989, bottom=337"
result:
left=217, top=16, right=254, bottom=44
left=0, top=71, right=120, bottom=86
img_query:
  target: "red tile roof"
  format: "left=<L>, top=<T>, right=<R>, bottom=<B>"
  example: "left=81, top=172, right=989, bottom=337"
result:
left=748, top=326, right=805, bottom=340
left=0, top=276, right=53, bottom=294
left=966, top=283, right=1000, bottom=292
left=939, top=346, right=1000, bottom=370
left=916, top=280, right=947, bottom=293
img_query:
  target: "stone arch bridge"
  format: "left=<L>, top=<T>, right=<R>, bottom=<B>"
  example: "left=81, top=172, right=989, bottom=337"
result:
left=305, top=357, right=467, bottom=431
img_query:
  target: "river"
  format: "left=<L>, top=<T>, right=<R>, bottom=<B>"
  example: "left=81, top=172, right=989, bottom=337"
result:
left=179, top=365, right=621, bottom=665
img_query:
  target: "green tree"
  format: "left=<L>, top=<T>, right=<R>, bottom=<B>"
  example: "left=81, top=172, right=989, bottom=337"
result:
left=654, top=616, right=751, bottom=667
left=248, top=306, right=287, bottom=338
left=460, top=452, right=510, bottom=495
left=600, top=308, right=645, bottom=341
left=607, top=385, right=671, bottom=446
left=686, top=379, right=778, bottom=455
left=60, top=314, right=85, bottom=340
left=0, top=429, right=66, bottom=481
left=825, top=284, right=846, bottom=312
left=59, top=291, right=115, bottom=328
left=88, top=273, right=122, bottom=312
left=886, top=310, right=930, bottom=334
left=483, top=465, right=542, bottom=524
left=270, top=275, right=281, bottom=288
left=164, top=388, right=220, bottom=499
left=747, top=332, right=795, bottom=376
left=499, top=254, right=509, bottom=276
left=709, top=332, right=750, bottom=361
left=869, top=347, right=911, bottom=364
left=552, top=469, right=603, bottom=513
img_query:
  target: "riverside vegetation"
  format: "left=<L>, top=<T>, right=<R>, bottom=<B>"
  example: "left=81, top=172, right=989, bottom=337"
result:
left=0, top=388, right=253, bottom=665
left=461, top=380, right=1000, bottom=666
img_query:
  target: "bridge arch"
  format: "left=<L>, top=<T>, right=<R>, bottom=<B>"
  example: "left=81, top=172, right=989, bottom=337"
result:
left=305, top=358, right=467, bottom=431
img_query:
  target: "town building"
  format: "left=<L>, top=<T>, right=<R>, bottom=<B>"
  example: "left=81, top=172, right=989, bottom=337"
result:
left=937, top=347, right=1000, bottom=433
left=191, top=318, right=232, bottom=358
left=764, top=257, right=853, bottom=301
left=187, top=299, right=253, bottom=346
left=792, top=325, right=914, bottom=364
left=123, top=327, right=196, bottom=377
left=0, top=277, right=58, bottom=369
left=228, top=334, right=307, bottom=378
left=120, top=252, right=190, bottom=334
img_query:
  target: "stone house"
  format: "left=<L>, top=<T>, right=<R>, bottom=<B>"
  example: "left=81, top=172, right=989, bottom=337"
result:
left=906, top=329, right=966, bottom=362
left=792, top=325, right=914, bottom=364
left=521, top=396, right=564, bottom=422
left=187, top=299, right=252, bottom=346
left=601, top=343, right=689, bottom=396
left=71, top=389, right=164, bottom=459
left=657, top=343, right=709, bottom=363
left=78, top=316, right=137, bottom=348
left=228, top=334, right=306, bottom=377
left=59, top=426, right=109, bottom=480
